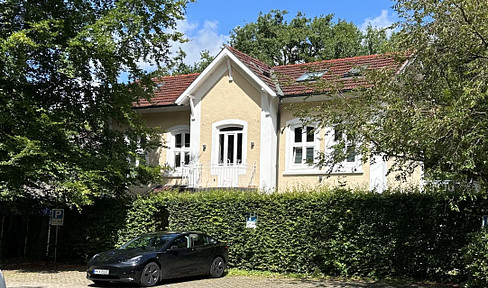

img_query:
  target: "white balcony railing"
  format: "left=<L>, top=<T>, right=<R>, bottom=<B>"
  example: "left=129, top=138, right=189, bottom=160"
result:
left=181, top=162, right=257, bottom=189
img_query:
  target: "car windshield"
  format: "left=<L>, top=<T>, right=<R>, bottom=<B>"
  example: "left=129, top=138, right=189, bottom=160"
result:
left=118, top=234, right=175, bottom=251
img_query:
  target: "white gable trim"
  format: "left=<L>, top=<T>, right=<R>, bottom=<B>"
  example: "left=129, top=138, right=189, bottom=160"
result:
left=175, top=47, right=276, bottom=105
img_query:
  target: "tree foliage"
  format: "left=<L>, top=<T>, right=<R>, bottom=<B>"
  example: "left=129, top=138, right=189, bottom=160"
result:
left=0, top=0, right=190, bottom=207
left=229, top=10, right=395, bottom=66
left=152, top=48, right=215, bottom=76
left=299, top=0, right=488, bottom=184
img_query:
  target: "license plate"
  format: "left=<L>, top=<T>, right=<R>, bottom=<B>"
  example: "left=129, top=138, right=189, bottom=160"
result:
left=93, top=269, right=109, bottom=275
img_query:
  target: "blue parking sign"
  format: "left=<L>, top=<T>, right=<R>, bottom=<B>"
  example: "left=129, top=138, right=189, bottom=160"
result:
left=51, top=209, right=64, bottom=226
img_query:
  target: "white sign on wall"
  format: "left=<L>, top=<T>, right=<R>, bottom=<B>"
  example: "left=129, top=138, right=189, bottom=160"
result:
left=246, top=215, right=257, bottom=229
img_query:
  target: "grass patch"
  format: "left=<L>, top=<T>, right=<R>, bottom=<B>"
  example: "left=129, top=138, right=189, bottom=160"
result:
left=227, top=268, right=328, bottom=280
left=226, top=268, right=458, bottom=287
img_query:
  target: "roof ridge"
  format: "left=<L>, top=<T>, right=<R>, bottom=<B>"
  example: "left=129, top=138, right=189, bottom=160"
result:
left=225, top=45, right=272, bottom=71
left=273, top=53, right=392, bottom=69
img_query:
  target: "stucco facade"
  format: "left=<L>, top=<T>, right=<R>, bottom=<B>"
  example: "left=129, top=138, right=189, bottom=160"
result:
left=277, top=102, right=372, bottom=191
left=133, top=46, right=421, bottom=192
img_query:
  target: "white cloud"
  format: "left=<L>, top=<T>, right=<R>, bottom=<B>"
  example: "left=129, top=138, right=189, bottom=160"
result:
left=171, top=19, right=229, bottom=65
left=360, top=10, right=396, bottom=36
left=135, top=19, right=229, bottom=73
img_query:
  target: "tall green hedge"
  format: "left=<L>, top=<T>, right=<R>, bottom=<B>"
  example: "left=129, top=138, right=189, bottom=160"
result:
left=55, top=188, right=488, bottom=282
left=161, top=188, right=486, bottom=281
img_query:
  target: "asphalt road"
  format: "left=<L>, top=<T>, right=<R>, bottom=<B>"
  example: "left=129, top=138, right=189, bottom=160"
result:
left=2, top=267, right=457, bottom=288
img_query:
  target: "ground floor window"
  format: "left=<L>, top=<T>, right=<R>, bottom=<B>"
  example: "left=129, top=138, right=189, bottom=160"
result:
left=211, top=119, right=248, bottom=166
left=284, top=119, right=320, bottom=173
left=218, top=126, right=243, bottom=165
left=167, top=126, right=190, bottom=173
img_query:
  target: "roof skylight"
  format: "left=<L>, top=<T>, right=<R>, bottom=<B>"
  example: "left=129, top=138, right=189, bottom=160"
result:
left=342, top=65, right=369, bottom=78
left=296, top=70, right=326, bottom=82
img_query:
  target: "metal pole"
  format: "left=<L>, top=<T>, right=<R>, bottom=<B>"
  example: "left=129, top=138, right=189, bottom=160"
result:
left=23, top=217, right=29, bottom=256
left=46, top=219, right=51, bottom=257
left=54, top=225, right=58, bottom=263
left=0, top=215, right=4, bottom=256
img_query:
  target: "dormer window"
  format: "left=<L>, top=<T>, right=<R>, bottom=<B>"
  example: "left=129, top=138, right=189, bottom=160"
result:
left=296, top=70, right=326, bottom=82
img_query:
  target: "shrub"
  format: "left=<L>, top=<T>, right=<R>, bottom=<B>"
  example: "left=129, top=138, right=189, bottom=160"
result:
left=464, top=230, right=488, bottom=287
left=162, top=188, right=486, bottom=281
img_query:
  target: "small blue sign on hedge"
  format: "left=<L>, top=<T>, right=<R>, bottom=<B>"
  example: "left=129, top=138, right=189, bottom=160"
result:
left=246, top=215, right=257, bottom=229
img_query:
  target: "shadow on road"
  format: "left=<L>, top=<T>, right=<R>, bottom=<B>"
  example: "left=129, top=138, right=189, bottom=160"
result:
left=0, top=259, right=85, bottom=273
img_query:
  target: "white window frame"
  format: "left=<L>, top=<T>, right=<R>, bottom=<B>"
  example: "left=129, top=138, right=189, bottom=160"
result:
left=125, top=135, right=149, bottom=167
left=284, top=119, right=321, bottom=175
left=324, top=127, right=363, bottom=174
left=166, top=125, right=191, bottom=175
left=211, top=119, right=248, bottom=169
left=217, top=127, right=244, bottom=165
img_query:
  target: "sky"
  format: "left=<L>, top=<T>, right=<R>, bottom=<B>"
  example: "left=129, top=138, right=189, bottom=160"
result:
left=136, top=0, right=399, bottom=75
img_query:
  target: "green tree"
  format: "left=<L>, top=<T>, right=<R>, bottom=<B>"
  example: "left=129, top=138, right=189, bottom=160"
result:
left=362, top=24, right=390, bottom=55
left=298, top=0, right=488, bottom=184
left=0, top=0, right=190, bottom=207
left=154, top=48, right=215, bottom=76
left=229, top=10, right=393, bottom=66
left=229, top=10, right=294, bottom=66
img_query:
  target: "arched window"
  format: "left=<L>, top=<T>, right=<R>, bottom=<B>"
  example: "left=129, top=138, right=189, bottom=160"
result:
left=211, top=120, right=247, bottom=166
left=218, top=126, right=243, bottom=165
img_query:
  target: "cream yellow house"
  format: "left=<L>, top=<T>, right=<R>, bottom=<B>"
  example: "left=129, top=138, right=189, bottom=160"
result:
left=134, top=46, right=420, bottom=192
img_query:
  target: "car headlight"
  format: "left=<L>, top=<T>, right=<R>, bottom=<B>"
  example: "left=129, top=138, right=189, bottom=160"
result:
left=121, top=255, right=143, bottom=265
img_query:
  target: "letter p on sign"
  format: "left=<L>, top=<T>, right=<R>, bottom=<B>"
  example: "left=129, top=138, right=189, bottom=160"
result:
left=51, top=209, right=64, bottom=226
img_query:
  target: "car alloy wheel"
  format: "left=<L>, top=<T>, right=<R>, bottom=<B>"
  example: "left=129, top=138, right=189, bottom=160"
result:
left=209, top=256, right=225, bottom=278
left=139, top=262, right=160, bottom=287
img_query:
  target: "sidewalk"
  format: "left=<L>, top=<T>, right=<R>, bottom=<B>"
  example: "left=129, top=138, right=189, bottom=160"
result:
left=1, top=267, right=458, bottom=288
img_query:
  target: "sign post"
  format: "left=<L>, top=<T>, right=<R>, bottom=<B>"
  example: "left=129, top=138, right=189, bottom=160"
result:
left=51, top=209, right=64, bottom=262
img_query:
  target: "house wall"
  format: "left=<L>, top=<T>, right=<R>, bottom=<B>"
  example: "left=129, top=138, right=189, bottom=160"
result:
left=386, top=158, right=423, bottom=190
left=198, top=71, right=262, bottom=187
left=141, top=110, right=190, bottom=166
left=276, top=102, right=421, bottom=192
left=138, top=110, right=190, bottom=190
left=277, top=102, right=371, bottom=191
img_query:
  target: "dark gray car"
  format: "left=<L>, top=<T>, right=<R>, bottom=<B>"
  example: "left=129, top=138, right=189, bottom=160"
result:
left=87, top=231, right=228, bottom=287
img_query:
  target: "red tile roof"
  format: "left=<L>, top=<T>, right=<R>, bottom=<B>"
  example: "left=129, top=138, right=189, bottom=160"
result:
left=273, top=54, right=399, bottom=96
left=224, top=45, right=277, bottom=92
left=133, top=73, right=199, bottom=108
left=134, top=48, right=401, bottom=107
